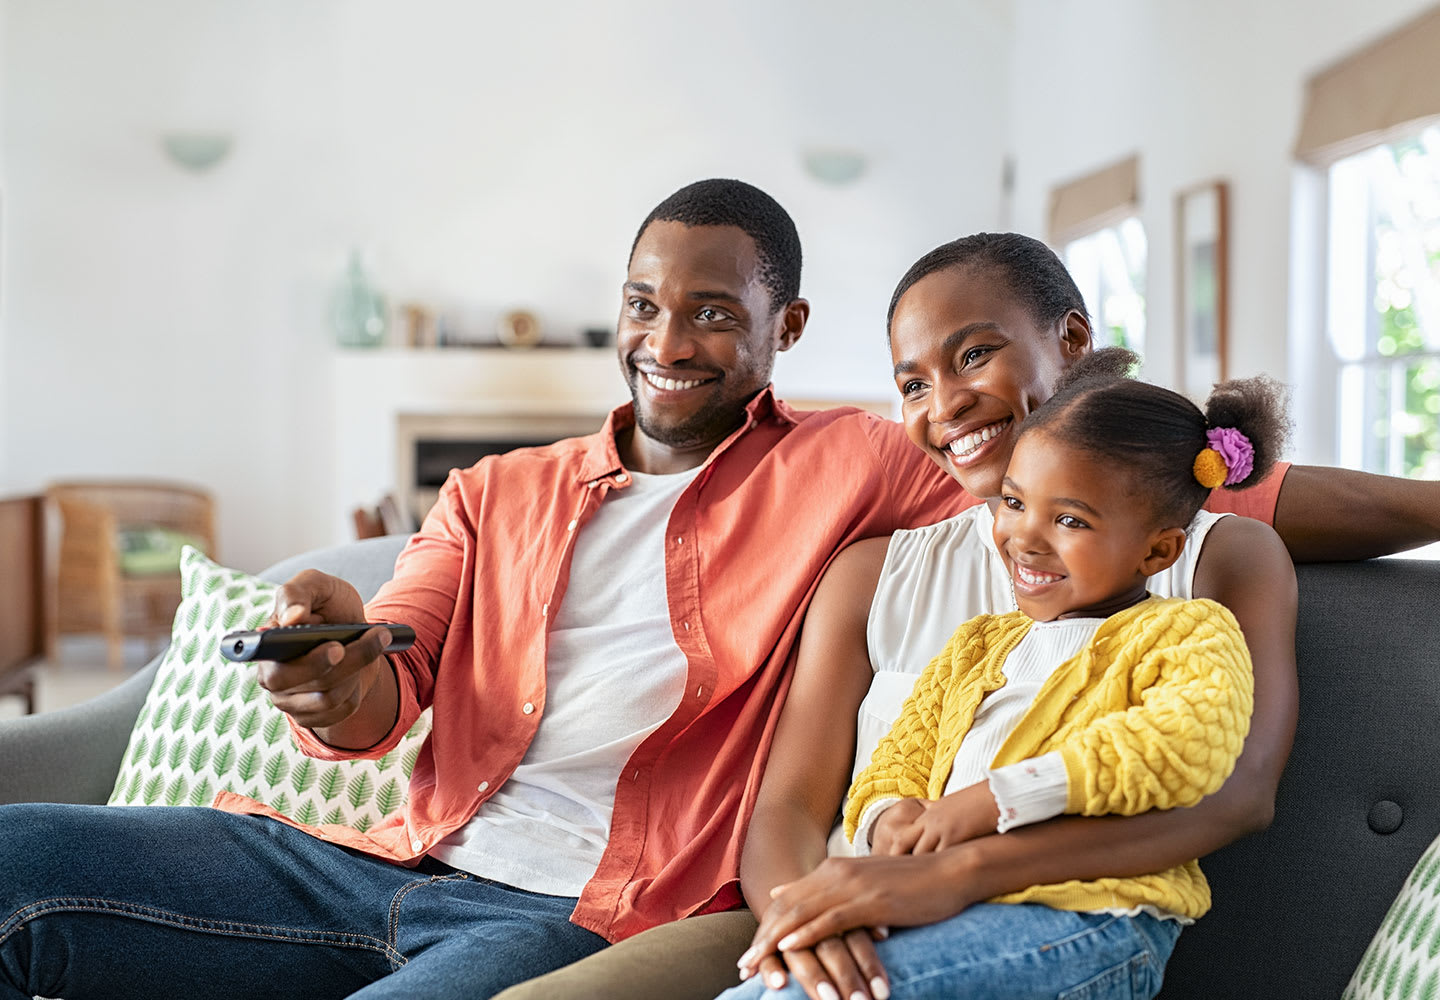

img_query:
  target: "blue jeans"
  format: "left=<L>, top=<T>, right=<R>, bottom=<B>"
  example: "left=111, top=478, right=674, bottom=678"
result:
left=719, top=903, right=1182, bottom=1000
left=0, top=804, right=608, bottom=999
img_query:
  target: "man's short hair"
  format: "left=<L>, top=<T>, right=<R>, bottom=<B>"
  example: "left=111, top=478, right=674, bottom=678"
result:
left=630, top=179, right=802, bottom=310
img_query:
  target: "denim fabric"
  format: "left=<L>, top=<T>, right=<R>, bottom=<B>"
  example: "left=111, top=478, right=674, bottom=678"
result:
left=0, top=804, right=607, bottom=1000
left=719, top=903, right=1182, bottom=1000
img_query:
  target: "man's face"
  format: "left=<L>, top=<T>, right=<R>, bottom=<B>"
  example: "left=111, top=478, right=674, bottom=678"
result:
left=617, top=221, right=800, bottom=469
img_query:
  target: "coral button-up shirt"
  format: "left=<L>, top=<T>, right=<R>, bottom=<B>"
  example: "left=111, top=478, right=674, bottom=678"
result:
left=220, top=388, right=972, bottom=941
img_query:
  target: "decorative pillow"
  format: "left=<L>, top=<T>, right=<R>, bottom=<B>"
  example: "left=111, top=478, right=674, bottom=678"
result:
left=1344, top=832, right=1440, bottom=998
left=108, top=547, right=431, bottom=832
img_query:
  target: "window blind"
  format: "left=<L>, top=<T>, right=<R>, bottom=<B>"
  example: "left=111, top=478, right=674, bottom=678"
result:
left=1047, top=154, right=1140, bottom=246
left=1295, top=4, right=1440, bottom=165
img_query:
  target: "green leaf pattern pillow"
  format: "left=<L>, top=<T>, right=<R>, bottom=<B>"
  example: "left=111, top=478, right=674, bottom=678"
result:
left=1344, top=832, right=1440, bottom=999
left=108, top=547, right=431, bottom=832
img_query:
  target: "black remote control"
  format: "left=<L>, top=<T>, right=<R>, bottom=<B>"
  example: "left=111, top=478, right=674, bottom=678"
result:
left=219, top=623, right=416, bottom=662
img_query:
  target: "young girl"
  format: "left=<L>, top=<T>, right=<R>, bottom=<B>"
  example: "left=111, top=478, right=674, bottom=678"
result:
left=728, top=349, right=1287, bottom=1000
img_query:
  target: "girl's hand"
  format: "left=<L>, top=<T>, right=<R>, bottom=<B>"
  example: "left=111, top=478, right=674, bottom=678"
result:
left=743, top=930, right=889, bottom=1000
left=870, top=799, right=927, bottom=855
left=741, top=853, right=976, bottom=968
left=872, top=784, right=1000, bottom=856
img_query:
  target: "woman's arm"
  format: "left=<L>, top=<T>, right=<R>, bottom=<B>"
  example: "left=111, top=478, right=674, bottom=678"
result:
left=741, top=516, right=1298, bottom=961
left=739, top=537, right=892, bottom=1000
left=1274, top=465, right=1440, bottom=561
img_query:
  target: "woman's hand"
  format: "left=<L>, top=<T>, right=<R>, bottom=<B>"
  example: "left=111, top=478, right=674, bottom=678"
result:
left=872, top=784, right=999, bottom=855
left=745, top=930, right=889, bottom=1000
left=740, top=852, right=978, bottom=978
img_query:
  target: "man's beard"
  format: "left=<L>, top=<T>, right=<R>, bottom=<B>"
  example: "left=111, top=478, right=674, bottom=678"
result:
left=630, top=390, right=741, bottom=452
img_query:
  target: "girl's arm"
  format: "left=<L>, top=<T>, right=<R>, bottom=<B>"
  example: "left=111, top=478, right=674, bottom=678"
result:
left=741, top=515, right=1298, bottom=962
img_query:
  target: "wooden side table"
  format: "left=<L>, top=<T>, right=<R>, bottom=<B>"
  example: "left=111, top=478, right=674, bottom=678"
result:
left=0, top=494, right=45, bottom=714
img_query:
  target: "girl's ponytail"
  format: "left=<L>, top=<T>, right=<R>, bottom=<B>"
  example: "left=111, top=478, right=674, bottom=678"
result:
left=1196, top=377, right=1291, bottom=492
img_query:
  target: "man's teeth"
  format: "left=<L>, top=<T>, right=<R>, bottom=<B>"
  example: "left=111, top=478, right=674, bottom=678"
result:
left=948, top=421, right=1005, bottom=457
left=645, top=372, right=706, bottom=391
left=1016, top=565, right=1063, bottom=586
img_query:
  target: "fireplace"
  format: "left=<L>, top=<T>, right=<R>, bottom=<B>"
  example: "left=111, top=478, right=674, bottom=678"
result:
left=395, top=411, right=608, bottom=525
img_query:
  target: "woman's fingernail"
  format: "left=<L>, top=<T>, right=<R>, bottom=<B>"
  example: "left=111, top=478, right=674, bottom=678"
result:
left=850, top=991, right=871, bottom=1000
left=777, top=933, right=799, bottom=951
left=737, top=948, right=755, bottom=968
left=767, top=971, right=788, bottom=989
left=816, top=984, right=841, bottom=1000
left=871, top=977, right=891, bottom=1000
left=738, top=966, right=753, bottom=981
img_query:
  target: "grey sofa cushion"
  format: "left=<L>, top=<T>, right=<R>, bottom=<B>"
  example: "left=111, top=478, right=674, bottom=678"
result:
left=1160, top=559, right=1440, bottom=998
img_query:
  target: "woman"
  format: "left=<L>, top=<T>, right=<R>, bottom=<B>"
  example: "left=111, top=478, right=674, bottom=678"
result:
left=732, top=234, right=1300, bottom=1000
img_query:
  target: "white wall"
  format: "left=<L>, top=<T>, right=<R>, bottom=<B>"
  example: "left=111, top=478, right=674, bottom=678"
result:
left=0, top=0, right=1012, bottom=571
left=1005, top=0, right=1437, bottom=401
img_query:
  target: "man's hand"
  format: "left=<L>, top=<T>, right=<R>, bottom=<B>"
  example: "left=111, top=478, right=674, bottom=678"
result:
left=873, top=785, right=999, bottom=856
left=253, top=570, right=398, bottom=745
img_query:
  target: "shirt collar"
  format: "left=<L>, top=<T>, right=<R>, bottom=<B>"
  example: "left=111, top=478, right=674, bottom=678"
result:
left=575, top=385, right=796, bottom=485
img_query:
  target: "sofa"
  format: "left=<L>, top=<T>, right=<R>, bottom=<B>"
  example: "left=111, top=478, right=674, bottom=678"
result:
left=2, top=536, right=1437, bottom=998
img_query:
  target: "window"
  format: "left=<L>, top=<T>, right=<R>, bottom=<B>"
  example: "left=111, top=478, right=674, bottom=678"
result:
left=1062, top=218, right=1147, bottom=354
left=1325, top=125, right=1440, bottom=478
left=1047, top=155, right=1146, bottom=356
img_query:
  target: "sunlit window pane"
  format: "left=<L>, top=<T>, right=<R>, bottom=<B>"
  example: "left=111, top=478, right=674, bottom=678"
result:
left=1327, top=125, right=1440, bottom=478
left=1062, top=218, right=1147, bottom=354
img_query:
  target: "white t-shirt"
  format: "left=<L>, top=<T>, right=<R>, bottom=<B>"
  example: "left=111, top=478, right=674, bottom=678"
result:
left=431, top=467, right=696, bottom=895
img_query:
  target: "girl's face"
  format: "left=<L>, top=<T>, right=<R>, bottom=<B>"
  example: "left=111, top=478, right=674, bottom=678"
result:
left=992, top=430, right=1183, bottom=621
left=889, top=265, right=1090, bottom=500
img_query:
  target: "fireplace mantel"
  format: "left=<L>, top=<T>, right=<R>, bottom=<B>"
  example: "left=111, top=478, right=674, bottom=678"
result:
left=331, top=347, right=627, bottom=542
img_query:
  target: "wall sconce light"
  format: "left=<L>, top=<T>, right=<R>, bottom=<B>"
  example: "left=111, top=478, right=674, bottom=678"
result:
left=802, top=148, right=867, bottom=186
left=160, top=131, right=233, bottom=172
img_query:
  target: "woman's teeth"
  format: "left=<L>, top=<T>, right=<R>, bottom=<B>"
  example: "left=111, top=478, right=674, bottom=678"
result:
left=948, top=421, right=1006, bottom=457
left=645, top=372, right=706, bottom=391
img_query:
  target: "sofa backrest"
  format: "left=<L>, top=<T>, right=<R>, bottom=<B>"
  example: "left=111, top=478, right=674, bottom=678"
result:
left=1161, top=558, right=1440, bottom=998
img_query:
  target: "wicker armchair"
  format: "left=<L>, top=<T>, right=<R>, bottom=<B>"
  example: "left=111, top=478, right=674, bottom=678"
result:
left=45, top=481, right=216, bottom=671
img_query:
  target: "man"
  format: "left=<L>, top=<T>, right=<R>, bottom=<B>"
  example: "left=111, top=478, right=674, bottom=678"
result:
left=0, top=179, right=969, bottom=999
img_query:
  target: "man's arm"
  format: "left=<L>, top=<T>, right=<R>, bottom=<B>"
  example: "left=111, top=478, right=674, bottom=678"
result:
left=263, top=469, right=476, bottom=758
left=1274, top=465, right=1440, bottom=561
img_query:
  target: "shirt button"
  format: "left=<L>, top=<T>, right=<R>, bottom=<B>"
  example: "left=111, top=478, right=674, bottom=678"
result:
left=616, top=473, right=629, bottom=484
left=411, top=838, right=423, bottom=852
left=682, top=621, right=690, bottom=631
left=522, top=702, right=535, bottom=715
left=541, top=604, right=548, bottom=617
left=675, top=536, right=683, bottom=545
left=478, top=781, right=489, bottom=792
left=567, top=519, right=578, bottom=531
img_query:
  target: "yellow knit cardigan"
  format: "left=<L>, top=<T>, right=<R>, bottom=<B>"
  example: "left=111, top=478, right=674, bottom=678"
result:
left=845, top=596, right=1254, bottom=919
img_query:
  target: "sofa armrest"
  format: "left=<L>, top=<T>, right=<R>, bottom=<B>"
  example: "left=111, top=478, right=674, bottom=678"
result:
left=0, top=658, right=158, bottom=805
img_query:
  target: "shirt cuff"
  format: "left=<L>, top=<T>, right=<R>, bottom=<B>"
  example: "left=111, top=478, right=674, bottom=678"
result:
left=850, top=797, right=903, bottom=857
left=988, top=752, right=1068, bottom=833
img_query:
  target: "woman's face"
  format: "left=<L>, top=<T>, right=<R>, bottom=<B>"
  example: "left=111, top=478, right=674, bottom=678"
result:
left=889, top=265, right=1091, bottom=500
